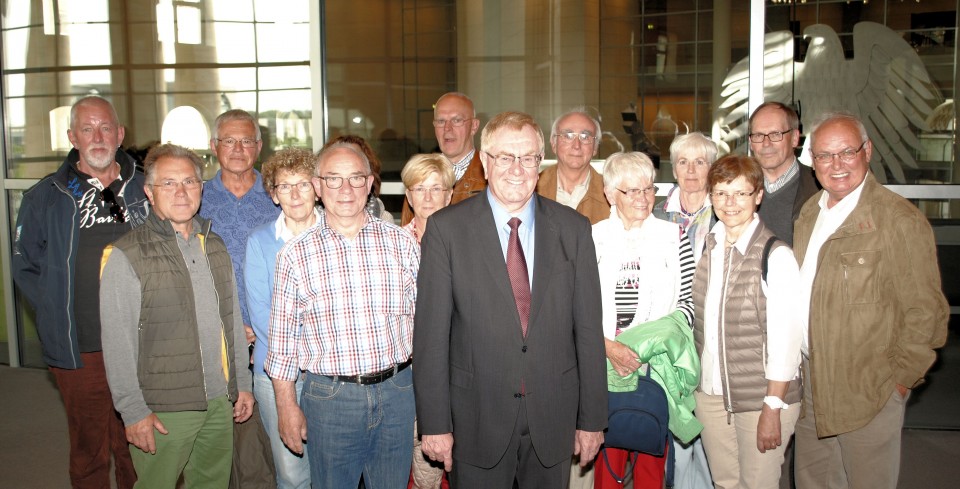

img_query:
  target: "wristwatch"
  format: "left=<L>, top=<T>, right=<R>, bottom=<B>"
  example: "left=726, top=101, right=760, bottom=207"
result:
left=763, top=395, right=789, bottom=410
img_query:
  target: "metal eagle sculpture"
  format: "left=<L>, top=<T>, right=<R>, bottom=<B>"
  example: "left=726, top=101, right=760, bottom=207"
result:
left=718, top=22, right=943, bottom=183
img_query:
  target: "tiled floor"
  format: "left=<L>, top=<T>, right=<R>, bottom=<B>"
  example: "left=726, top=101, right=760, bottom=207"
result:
left=2, top=327, right=958, bottom=488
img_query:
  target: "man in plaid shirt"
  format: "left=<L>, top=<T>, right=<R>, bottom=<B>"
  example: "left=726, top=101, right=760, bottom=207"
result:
left=265, top=142, right=420, bottom=488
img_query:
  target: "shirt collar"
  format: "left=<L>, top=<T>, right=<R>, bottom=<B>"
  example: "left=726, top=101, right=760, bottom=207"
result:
left=663, top=185, right=711, bottom=214
left=207, top=169, right=266, bottom=195
left=452, top=149, right=476, bottom=181
left=764, top=159, right=799, bottom=193
left=715, top=214, right=761, bottom=253
left=487, top=188, right=536, bottom=233
left=817, top=173, right=868, bottom=213
left=274, top=207, right=322, bottom=241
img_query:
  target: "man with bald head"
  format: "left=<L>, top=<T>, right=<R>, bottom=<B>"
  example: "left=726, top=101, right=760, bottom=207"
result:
left=537, top=108, right=610, bottom=224
left=401, top=92, right=487, bottom=224
left=267, top=143, right=420, bottom=487
left=793, top=112, right=948, bottom=489
left=13, top=95, right=148, bottom=488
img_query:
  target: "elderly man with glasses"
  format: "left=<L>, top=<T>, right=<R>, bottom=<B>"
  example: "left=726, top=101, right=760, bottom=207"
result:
left=200, top=109, right=280, bottom=488
left=266, top=143, right=420, bottom=488
left=747, top=102, right=820, bottom=245
left=536, top=108, right=610, bottom=224
left=414, top=111, right=607, bottom=488
left=100, top=144, right=254, bottom=488
left=792, top=112, right=948, bottom=489
left=401, top=92, right=487, bottom=225
left=12, top=95, right=148, bottom=489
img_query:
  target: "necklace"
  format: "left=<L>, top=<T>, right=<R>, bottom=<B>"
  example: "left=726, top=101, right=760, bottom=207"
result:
left=678, top=193, right=705, bottom=217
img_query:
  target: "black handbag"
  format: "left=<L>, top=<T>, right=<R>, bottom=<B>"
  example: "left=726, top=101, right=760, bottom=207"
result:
left=603, top=364, right=670, bottom=456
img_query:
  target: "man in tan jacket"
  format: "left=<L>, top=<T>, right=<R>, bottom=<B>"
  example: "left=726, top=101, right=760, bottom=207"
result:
left=793, top=112, right=948, bottom=489
left=536, top=108, right=609, bottom=224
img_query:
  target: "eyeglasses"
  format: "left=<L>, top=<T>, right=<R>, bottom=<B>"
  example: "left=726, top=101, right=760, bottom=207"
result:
left=616, top=186, right=657, bottom=198
left=318, top=175, right=369, bottom=189
left=432, top=117, right=473, bottom=128
left=409, top=186, right=450, bottom=197
left=748, top=130, right=789, bottom=144
left=152, top=178, right=203, bottom=192
left=675, top=158, right=709, bottom=167
left=711, top=189, right=756, bottom=201
left=556, top=131, right=598, bottom=145
left=274, top=181, right=314, bottom=194
left=100, top=187, right=126, bottom=223
left=215, top=137, right=259, bottom=148
left=484, top=152, right=542, bottom=168
left=812, top=142, right=867, bottom=165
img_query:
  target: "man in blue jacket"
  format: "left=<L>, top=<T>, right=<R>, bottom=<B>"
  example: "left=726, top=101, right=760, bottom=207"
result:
left=12, top=95, right=149, bottom=489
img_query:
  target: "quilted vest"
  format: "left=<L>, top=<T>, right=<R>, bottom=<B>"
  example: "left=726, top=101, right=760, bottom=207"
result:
left=693, top=221, right=801, bottom=412
left=113, top=213, right=238, bottom=412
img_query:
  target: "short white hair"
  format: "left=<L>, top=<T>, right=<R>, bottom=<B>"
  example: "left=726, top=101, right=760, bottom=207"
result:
left=602, top=152, right=656, bottom=191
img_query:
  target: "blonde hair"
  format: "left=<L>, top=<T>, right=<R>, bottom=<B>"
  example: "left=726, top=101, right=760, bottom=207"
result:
left=401, top=154, right=455, bottom=190
left=480, top=111, right=544, bottom=154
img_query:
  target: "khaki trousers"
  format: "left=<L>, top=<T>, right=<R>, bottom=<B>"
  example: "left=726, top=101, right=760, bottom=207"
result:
left=695, top=391, right=800, bottom=489
left=794, top=363, right=908, bottom=489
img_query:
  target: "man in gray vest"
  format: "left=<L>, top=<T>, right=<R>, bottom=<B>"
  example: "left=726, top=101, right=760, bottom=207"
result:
left=100, top=144, right=253, bottom=487
left=748, top=102, right=820, bottom=246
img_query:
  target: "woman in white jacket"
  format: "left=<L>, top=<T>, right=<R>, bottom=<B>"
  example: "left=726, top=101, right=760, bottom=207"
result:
left=593, top=151, right=695, bottom=489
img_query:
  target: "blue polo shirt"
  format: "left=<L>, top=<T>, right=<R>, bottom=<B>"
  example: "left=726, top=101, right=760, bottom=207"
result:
left=199, top=169, right=280, bottom=325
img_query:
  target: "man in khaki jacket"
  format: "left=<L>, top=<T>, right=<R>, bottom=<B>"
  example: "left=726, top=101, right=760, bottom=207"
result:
left=536, top=109, right=609, bottom=224
left=793, top=112, right=948, bottom=489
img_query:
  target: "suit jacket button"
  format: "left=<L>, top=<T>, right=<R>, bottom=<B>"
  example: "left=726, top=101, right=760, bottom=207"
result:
left=521, top=345, right=528, bottom=352
left=514, top=393, right=521, bottom=398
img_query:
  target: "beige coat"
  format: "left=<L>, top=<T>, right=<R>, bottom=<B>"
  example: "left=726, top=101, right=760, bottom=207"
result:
left=794, top=173, right=948, bottom=437
left=536, top=164, right=610, bottom=225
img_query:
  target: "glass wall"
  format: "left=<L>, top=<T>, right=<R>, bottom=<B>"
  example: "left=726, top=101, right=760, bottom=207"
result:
left=2, top=0, right=958, bottom=366
left=1, top=0, right=314, bottom=366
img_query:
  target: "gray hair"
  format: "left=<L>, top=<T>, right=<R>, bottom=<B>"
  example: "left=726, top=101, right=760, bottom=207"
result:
left=602, top=152, right=657, bottom=191
left=669, top=132, right=718, bottom=165
left=316, top=142, right=371, bottom=176
left=70, top=96, right=119, bottom=131
left=551, top=107, right=602, bottom=141
left=749, top=101, right=800, bottom=132
left=212, top=109, right=261, bottom=141
left=809, top=111, right=869, bottom=147
left=143, top=144, right=204, bottom=185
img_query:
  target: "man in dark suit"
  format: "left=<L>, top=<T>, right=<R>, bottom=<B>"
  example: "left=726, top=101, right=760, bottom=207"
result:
left=414, top=111, right=607, bottom=488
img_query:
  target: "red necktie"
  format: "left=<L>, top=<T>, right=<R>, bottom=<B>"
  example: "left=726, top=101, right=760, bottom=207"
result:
left=507, top=217, right=531, bottom=337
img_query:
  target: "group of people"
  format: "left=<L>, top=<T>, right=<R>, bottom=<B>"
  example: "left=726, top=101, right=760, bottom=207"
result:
left=11, top=92, right=948, bottom=489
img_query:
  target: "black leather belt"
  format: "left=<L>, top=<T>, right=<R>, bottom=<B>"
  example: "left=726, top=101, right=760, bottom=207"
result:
left=324, top=359, right=412, bottom=385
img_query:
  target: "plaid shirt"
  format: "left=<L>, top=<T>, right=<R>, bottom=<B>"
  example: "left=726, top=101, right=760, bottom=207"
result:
left=265, top=211, right=420, bottom=380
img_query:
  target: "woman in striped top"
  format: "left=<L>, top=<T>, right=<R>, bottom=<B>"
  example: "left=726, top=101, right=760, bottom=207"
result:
left=592, top=151, right=695, bottom=489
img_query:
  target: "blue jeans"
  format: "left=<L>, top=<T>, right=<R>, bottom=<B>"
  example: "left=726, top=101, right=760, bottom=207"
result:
left=253, top=373, right=311, bottom=489
left=301, top=367, right=415, bottom=489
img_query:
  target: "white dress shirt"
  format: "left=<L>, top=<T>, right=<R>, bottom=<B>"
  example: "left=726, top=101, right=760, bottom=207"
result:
left=701, top=216, right=804, bottom=395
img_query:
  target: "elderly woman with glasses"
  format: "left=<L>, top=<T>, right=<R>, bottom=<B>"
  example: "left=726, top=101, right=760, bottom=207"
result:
left=654, top=132, right=719, bottom=263
left=401, top=154, right=455, bottom=244
left=692, top=155, right=803, bottom=489
left=400, top=153, right=454, bottom=489
left=243, top=148, right=319, bottom=489
left=593, top=152, right=696, bottom=489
